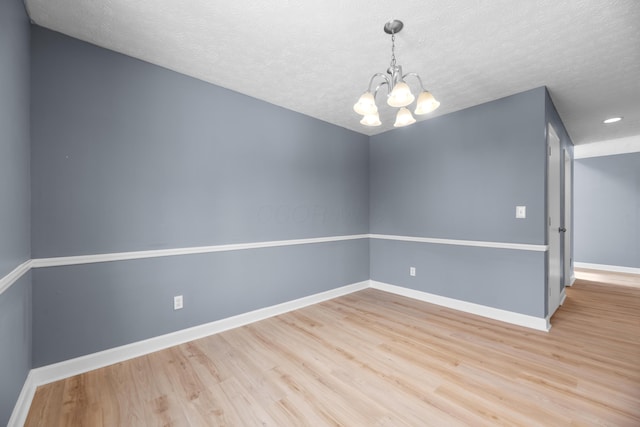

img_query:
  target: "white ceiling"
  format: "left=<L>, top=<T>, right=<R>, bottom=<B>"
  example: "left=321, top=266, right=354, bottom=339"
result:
left=25, top=0, right=640, bottom=144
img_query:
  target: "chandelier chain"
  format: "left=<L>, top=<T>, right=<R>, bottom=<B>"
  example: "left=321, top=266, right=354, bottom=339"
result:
left=390, top=33, right=396, bottom=68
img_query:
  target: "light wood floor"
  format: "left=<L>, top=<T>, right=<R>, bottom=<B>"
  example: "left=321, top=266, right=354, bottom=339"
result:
left=575, top=267, right=640, bottom=288
left=26, top=279, right=640, bottom=426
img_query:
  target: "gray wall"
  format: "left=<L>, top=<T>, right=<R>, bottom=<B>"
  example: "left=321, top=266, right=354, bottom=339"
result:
left=33, top=240, right=368, bottom=366
left=370, top=88, right=547, bottom=244
left=574, top=153, right=640, bottom=268
left=370, top=240, right=546, bottom=316
left=370, top=88, right=549, bottom=317
left=0, top=274, right=32, bottom=425
left=0, top=0, right=32, bottom=424
left=31, top=27, right=369, bottom=257
left=0, top=0, right=31, bottom=277
left=30, top=27, right=370, bottom=366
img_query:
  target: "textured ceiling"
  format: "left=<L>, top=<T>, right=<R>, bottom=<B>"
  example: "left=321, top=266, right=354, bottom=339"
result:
left=25, top=0, right=640, bottom=144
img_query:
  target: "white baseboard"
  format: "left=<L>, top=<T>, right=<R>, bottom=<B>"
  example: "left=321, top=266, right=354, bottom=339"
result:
left=574, top=262, right=640, bottom=275
left=560, top=288, right=567, bottom=306
left=10, top=280, right=369, bottom=426
left=567, top=274, right=576, bottom=286
left=27, top=279, right=552, bottom=389
left=31, top=280, right=370, bottom=385
left=370, top=280, right=550, bottom=332
left=7, top=371, right=37, bottom=427
left=10, top=278, right=552, bottom=425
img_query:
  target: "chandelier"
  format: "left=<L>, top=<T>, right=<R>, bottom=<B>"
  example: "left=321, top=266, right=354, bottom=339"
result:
left=353, top=20, right=440, bottom=127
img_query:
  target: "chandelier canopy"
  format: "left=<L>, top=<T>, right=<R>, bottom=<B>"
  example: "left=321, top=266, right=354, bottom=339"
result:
left=354, top=20, right=440, bottom=128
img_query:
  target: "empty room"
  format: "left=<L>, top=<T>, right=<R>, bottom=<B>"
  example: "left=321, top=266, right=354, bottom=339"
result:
left=1, top=0, right=639, bottom=425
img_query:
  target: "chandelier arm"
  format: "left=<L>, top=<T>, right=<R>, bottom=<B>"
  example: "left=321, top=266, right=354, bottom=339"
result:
left=367, top=73, right=391, bottom=93
left=373, top=81, right=390, bottom=98
left=402, top=72, right=427, bottom=92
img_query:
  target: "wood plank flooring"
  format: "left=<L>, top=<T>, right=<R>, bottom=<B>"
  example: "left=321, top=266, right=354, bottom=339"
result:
left=575, top=267, right=640, bottom=288
left=26, top=279, right=640, bottom=426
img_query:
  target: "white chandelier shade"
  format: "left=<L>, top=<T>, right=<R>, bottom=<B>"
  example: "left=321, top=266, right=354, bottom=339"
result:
left=387, top=82, right=415, bottom=107
left=353, top=20, right=440, bottom=128
left=353, top=92, right=378, bottom=115
left=394, top=107, right=416, bottom=127
left=360, top=113, right=382, bottom=126
left=414, top=90, right=440, bottom=115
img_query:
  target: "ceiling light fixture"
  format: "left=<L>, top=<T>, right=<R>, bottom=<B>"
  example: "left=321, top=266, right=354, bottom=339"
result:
left=603, top=117, right=622, bottom=124
left=354, top=20, right=440, bottom=128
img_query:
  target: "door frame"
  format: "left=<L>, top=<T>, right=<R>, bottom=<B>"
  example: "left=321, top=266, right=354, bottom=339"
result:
left=547, top=124, right=562, bottom=318
left=563, top=148, right=574, bottom=287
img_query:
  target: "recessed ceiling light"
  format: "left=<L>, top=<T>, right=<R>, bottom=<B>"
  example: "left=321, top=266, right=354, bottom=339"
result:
left=603, top=117, right=622, bottom=124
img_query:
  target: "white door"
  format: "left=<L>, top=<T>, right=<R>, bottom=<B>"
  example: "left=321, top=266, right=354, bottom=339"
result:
left=547, top=125, right=562, bottom=317
left=563, top=149, right=573, bottom=286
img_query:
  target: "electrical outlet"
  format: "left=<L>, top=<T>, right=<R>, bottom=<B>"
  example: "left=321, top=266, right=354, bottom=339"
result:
left=516, top=206, right=526, bottom=219
left=410, top=267, right=416, bottom=277
left=173, top=295, right=183, bottom=310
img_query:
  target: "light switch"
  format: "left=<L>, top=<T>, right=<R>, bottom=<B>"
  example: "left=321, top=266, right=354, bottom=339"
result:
left=516, top=206, right=526, bottom=219
left=174, top=295, right=183, bottom=310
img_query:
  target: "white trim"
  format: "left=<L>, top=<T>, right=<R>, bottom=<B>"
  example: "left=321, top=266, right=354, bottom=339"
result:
left=5, top=236, right=371, bottom=296
left=574, top=262, right=640, bottom=275
left=567, top=274, right=576, bottom=286
left=369, top=234, right=548, bottom=252
left=574, top=135, right=640, bottom=159
left=370, top=280, right=550, bottom=332
left=31, top=234, right=369, bottom=268
left=560, top=288, right=567, bottom=306
left=0, top=260, right=32, bottom=296
left=28, top=280, right=369, bottom=387
left=7, top=371, right=37, bottom=427
left=23, top=233, right=549, bottom=271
